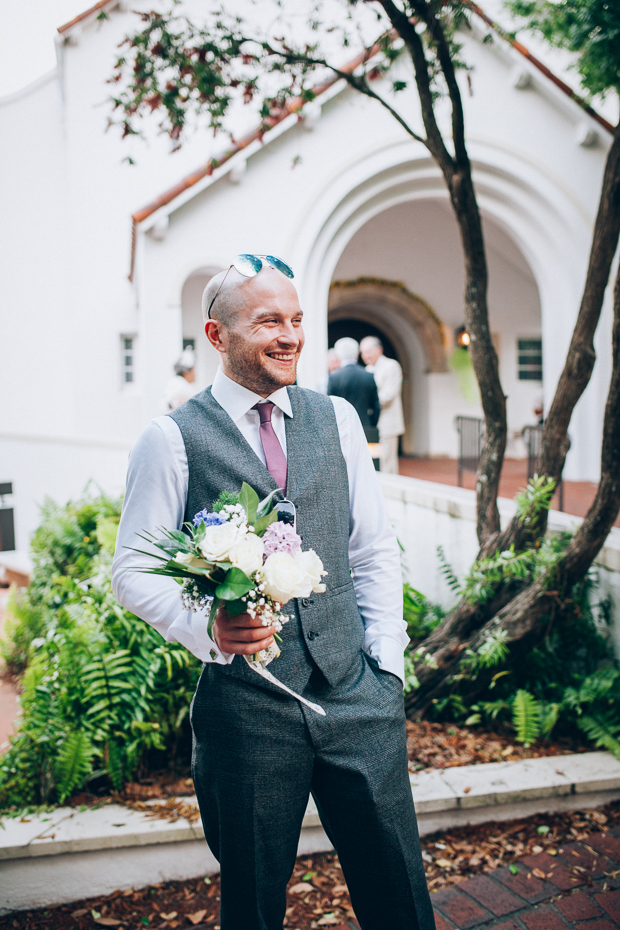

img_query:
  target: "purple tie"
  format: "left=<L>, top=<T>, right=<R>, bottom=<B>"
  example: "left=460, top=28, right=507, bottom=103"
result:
left=253, top=402, right=288, bottom=491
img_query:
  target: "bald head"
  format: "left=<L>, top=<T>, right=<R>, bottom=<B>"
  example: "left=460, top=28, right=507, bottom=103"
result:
left=202, top=266, right=301, bottom=329
left=360, top=335, right=383, bottom=366
left=203, top=265, right=304, bottom=395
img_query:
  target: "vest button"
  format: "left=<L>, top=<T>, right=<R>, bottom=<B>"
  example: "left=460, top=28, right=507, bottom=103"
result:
left=306, top=630, right=319, bottom=641
left=301, top=598, right=310, bottom=608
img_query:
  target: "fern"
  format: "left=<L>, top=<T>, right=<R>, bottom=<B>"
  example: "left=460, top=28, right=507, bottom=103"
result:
left=54, top=730, right=95, bottom=802
left=577, top=714, right=620, bottom=760
left=538, top=701, right=560, bottom=739
left=515, top=474, right=556, bottom=527
left=512, top=689, right=541, bottom=745
left=105, top=739, right=125, bottom=793
left=437, top=545, right=461, bottom=594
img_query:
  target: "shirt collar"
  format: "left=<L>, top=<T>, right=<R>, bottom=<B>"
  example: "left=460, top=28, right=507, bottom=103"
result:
left=211, top=367, right=293, bottom=423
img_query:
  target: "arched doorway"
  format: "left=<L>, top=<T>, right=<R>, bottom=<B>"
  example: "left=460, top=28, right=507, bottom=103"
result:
left=328, top=275, right=449, bottom=456
left=180, top=267, right=222, bottom=390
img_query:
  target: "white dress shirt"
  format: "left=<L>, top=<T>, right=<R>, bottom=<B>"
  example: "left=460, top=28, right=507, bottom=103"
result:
left=112, top=368, right=409, bottom=682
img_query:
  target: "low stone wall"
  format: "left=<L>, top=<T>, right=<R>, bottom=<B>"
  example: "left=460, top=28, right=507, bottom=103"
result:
left=2, top=752, right=619, bottom=913
left=378, top=474, right=620, bottom=658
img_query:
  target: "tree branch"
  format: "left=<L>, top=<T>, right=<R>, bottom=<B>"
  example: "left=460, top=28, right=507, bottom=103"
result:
left=376, top=0, right=455, bottom=175
left=410, top=0, right=468, bottom=167
left=263, top=43, right=427, bottom=145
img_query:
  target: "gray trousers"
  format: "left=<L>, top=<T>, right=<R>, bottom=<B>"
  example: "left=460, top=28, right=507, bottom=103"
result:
left=191, top=651, right=435, bottom=930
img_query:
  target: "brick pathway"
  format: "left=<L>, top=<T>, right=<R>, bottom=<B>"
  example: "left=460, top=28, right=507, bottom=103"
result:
left=430, top=828, right=620, bottom=929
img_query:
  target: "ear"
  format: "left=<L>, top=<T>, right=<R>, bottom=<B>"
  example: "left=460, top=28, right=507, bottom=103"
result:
left=205, top=319, right=227, bottom=354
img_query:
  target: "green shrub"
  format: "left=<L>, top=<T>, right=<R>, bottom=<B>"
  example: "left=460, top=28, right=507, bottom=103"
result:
left=407, top=528, right=620, bottom=758
left=0, top=493, right=201, bottom=811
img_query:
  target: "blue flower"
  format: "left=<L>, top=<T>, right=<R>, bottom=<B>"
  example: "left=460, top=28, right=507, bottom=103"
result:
left=193, top=509, right=226, bottom=528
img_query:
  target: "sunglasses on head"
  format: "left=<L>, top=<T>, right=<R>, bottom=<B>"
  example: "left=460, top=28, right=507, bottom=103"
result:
left=206, top=254, right=294, bottom=319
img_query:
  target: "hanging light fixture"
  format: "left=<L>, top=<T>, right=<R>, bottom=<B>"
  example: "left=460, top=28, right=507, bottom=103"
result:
left=456, top=326, right=470, bottom=348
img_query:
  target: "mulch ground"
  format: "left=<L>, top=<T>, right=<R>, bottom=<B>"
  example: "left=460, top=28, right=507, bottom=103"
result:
left=3, top=802, right=618, bottom=929
left=405, top=720, right=589, bottom=772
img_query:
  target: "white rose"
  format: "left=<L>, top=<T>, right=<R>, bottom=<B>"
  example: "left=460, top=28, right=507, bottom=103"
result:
left=257, top=552, right=312, bottom=604
left=199, top=522, right=242, bottom=563
left=228, top=533, right=264, bottom=577
left=295, top=549, right=327, bottom=593
left=174, top=551, right=213, bottom=571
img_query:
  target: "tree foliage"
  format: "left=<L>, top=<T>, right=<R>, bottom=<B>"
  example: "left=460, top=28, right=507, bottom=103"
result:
left=507, top=0, right=620, bottom=99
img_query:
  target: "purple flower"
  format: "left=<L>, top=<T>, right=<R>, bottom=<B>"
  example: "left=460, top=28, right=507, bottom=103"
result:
left=262, top=521, right=302, bottom=558
left=193, top=509, right=226, bottom=528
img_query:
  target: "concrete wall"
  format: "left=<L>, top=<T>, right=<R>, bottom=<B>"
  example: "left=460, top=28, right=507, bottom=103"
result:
left=379, top=474, right=620, bottom=659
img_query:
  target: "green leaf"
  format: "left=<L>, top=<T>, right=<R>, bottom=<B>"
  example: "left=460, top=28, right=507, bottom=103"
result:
left=253, top=509, right=278, bottom=536
left=509, top=864, right=519, bottom=875
left=537, top=825, right=550, bottom=835
left=224, top=597, right=248, bottom=617
left=512, top=690, right=541, bottom=745
left=215, top=567, right=254, bottom=601
left=256, top=487, right=283, bottom=519
left=53, top=730, right=95, bottom=803
left=207, top=597, right=218, bottom=642
left=239, top=483, right=259, bottom=523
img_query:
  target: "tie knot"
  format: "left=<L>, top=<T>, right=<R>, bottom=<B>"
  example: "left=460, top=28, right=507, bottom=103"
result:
left=254, top=401, right=275, bottom=424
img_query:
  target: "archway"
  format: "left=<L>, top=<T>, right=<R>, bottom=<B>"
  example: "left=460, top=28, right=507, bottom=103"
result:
left=180, top=267, right=222, bottom=390
left=291, top=139, right=597, bottom=473
left=327, top=277, right=448, bottom=454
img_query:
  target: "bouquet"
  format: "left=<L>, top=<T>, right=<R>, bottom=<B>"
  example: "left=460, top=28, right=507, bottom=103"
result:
left=136, top=483, right=327, bottom=714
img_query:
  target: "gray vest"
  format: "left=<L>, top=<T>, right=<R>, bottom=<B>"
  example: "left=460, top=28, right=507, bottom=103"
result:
left=170, top=386, right=365, bottom=693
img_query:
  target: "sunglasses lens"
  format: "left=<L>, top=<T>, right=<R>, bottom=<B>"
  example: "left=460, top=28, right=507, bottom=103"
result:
left=233, top=254, right=263, bottom=277
left=266, top=255, right=294, bottom=278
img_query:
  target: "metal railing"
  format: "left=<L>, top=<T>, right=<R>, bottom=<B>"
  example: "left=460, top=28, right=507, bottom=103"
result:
left=521, top=425, right=564, bottom=512
left=455, top=416, right=484, bottom=487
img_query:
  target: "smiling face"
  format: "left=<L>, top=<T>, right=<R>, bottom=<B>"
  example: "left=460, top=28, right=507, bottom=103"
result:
left=205, top=268, right=304, bottom=396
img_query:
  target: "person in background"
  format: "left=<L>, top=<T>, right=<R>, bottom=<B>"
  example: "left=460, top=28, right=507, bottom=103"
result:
left=316, top=347, right=341, bottom=394
left=162, top=347, right=199, bottom=412
left=360, top=336, right=404, bottom=475
left=327, top=337, right=380, bottom=428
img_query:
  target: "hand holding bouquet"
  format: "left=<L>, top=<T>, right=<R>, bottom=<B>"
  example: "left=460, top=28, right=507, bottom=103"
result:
left=135, top=484, right=327, bottom=714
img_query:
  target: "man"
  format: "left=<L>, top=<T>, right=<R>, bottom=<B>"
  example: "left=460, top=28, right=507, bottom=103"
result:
left=360, top=336, right=405, bottom=475
left=327, top=336, right=381, bottom=428
left=112, top=258, right=434, bottom=930
left=315, top=346, right=340, bottom=394
left=161, top=346, right=199, bottom=411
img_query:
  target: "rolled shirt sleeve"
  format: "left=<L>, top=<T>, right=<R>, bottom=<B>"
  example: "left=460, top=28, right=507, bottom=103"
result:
left=111, top=417, right=233, bottom=665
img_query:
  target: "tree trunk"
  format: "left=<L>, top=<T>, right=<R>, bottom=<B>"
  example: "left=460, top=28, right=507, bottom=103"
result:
left=377, top=0, right=507, bottom=543
left=448, top=170, right=506, bottom=544
left=483, top=127, right=620, bottom=557
left=406, top=252, right=620, bottom=718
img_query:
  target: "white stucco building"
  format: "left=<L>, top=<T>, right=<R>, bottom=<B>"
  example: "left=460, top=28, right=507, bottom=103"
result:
left=0, top=0, right=617, bottom=549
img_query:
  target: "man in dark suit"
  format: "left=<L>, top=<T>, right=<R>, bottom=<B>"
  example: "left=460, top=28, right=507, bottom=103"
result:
left=327, top=337, right=381, bottom=428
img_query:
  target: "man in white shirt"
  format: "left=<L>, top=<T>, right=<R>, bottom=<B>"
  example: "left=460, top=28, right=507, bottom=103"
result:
left=360, top=336, right=405, bottom=474
left=112, top=260, right=433, bottom=930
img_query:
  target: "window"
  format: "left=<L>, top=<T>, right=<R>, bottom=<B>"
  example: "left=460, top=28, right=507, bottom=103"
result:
left=121, top=334, right=137, bottom=385
left=517, top=338, right=542, bottom=381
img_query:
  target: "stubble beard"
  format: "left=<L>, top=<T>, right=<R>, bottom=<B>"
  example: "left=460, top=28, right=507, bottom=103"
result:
left=226, top=332, right=298, bottom=395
